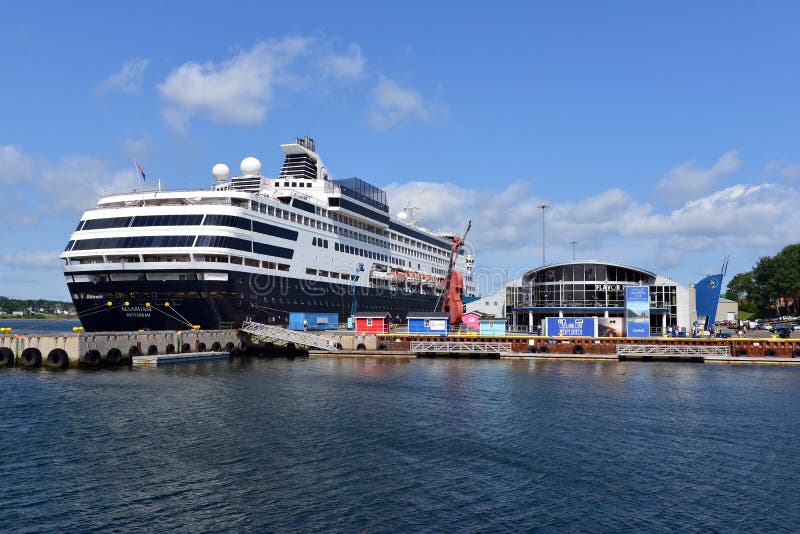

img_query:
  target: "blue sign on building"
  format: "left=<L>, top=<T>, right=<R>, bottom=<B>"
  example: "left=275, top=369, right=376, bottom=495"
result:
left=545, top=317, right=596, bottom=337
left=625, top=286, right=650, bottom=338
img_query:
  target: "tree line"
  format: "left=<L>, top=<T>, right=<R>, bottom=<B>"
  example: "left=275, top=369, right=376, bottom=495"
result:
left=0, top=296, right=73, bottom=314
left=724, top=244, right=800, bottom=318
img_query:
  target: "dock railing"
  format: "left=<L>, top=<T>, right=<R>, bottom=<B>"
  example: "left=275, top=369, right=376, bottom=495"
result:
left=616, top=344, right=730, bottom=358
left=410, top=340, right=512, bottom=354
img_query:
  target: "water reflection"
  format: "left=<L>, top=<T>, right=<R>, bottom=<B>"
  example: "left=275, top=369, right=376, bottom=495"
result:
left=2, top=358, right=800, bottom=531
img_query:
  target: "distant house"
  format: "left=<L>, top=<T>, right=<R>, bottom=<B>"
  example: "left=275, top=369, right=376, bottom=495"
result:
left=12, top=311, right=24, bottom=317
left=353, top=312, right=391, bottom=334
left=407, top=311, right=450, bottom=335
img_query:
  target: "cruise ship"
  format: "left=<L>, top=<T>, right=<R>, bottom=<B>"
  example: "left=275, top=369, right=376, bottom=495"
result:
left=61, top=137, right=477, bottom=331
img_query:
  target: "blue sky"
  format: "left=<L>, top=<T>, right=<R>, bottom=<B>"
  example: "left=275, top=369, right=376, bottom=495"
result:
left=1, top=1, right=799, bottom=299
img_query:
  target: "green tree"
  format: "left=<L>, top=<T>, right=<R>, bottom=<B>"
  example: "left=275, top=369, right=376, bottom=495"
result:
left=730, top=244, right=800, bottom=318
left=724, top=271, right=757, bottom=314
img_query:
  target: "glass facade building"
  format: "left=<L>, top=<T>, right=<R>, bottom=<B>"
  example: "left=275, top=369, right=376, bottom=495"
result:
left=508, top=261, right=682, bottom=335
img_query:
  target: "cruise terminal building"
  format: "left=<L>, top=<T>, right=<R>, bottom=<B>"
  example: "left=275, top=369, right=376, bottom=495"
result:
left=469, top=261, right=718, bottom=336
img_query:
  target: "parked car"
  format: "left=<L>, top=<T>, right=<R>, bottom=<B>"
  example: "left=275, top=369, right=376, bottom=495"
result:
left=770, top=325, right=793, bottom=338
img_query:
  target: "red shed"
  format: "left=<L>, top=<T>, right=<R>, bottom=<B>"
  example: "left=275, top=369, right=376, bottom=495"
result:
left=353, top=312, right=391, bottom=334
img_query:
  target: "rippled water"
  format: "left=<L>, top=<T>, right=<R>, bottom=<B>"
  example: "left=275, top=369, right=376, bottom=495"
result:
left=0, top=319, right=81, bottom=334
left=2, top=358, right=799, bottom=532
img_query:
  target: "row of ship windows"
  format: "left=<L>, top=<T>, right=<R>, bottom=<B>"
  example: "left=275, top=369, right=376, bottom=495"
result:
left=310, top=203, right=448, bottom=257
left=79, top=206, right=398, bottom=257
left=333, top=242, right=388, bottom=263
left=66, top=233, right=443, bottom=278
left=77, top=214, right=298, bottom=241
left=66, top=235, right=295, bottom=260
left=314, top=236, right=404, bottom=267
left=242, top=198, right=391, bottom=251
left=304, top=268, right=355, bottom=281
left=67, top=255, right=291, bottom=272
left=390, top=243, right=447, bottom=266
left=81, top=203, right=451, bottom=267
left=94, top=194, right=448, bottom=261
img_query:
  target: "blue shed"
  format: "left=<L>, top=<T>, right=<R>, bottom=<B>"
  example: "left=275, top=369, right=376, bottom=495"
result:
left=289, top=312, right=339, bottom=331
left=479, top=318, right=507, bottom=336
left=407, top=311, right=450, bottom=335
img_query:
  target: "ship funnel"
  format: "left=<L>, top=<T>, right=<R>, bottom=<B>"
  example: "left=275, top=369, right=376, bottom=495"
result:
left=295, top=136, right=316, bottom=152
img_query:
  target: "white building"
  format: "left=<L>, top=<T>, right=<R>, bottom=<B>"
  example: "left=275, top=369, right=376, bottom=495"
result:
left=467, top=260, right=731, bottom=335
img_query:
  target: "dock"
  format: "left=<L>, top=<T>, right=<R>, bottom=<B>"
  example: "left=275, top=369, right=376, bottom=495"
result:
left=132, top=351, right=230, bottom=365
left=4, top=323, right=800, bottom=370
left=0, top=329, right=238, bottom=369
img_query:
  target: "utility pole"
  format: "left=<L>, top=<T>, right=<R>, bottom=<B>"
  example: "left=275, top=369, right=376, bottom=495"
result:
left=571, top=240, right=577, bottom=261
left=537, top=203, right=549, bottom=265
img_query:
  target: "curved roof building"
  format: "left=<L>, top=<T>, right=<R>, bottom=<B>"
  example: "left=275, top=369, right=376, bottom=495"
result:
left=470, top=260, right=696, bottom=336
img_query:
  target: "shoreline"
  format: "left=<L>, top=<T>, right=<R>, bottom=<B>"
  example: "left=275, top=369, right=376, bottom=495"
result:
left=0, top=316, right=79, bottom=321
left=309, top=350, right=800, bottom=365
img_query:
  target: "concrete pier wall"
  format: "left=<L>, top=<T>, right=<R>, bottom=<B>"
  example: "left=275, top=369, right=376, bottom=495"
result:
left=0, top=330, right=237, bottom=369
left=326, top=333, right=379, bottom=351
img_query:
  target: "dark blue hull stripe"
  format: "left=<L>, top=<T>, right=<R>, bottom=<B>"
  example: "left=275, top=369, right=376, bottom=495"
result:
left=67, top=270, right=441, bottom=332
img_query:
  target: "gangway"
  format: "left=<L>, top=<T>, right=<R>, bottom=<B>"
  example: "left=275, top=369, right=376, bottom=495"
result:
left=240, top=321, right=340, bottom=352
left=410, top=340, right=512, bottom=354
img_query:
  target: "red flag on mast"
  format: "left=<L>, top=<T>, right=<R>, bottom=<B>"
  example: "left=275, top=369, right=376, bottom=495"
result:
left=136, top=163, right=146, bottom=181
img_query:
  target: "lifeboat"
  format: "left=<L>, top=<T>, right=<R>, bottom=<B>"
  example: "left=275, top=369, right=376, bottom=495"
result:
left=370, top=270, right=391, bottom=281
left=407, top=272, right=422, bottom=286
left=389, top=270, right=407, bottom=284
left=422, top=274, right=435, bottom=289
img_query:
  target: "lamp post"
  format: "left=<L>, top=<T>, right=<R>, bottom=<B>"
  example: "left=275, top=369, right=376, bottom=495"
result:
left=571, top=240, right=577, bottom=261
left=537, top=203, right=549, bottom=266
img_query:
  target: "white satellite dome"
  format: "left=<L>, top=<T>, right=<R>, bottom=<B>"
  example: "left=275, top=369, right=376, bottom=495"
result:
left=240, top=157, right=262, bottom=177
left=212, top=163, right=230, bottom=182
left=396, top=211, right=408, bottom=220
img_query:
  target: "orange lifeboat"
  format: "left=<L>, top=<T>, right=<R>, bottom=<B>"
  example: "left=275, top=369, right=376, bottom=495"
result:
left=389, top=270, right=407, bottom=284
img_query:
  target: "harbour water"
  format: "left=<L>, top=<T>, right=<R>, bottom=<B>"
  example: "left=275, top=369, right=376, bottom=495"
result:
left=2, top=357, right=800, bottom=531
left=0, top=319, right=81, bottom=334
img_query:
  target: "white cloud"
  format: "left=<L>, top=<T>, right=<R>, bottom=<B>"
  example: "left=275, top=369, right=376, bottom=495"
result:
left=0, top=145, right=34, bottom=185
left=323, top=43, right=365, bottom=79
left=0, top=145, right=139, bottom=222
left=0, top=252, right=61, bottom=270
left=122, top=137, right=149, bottom=158
left=385, top=180, right=477, bottom=227
left=368, top=76, right=433, bottom=130
left=41, top=156, right=139, bottom=214
left=158, top=37, right=312, bottom=132
left=99, top=58, right=150, bottom=94
left=655, top=150, right=742, bottom=203
left=781, top=163, right=800, bottom=180
left=383, top=170, right=800, bottom=290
